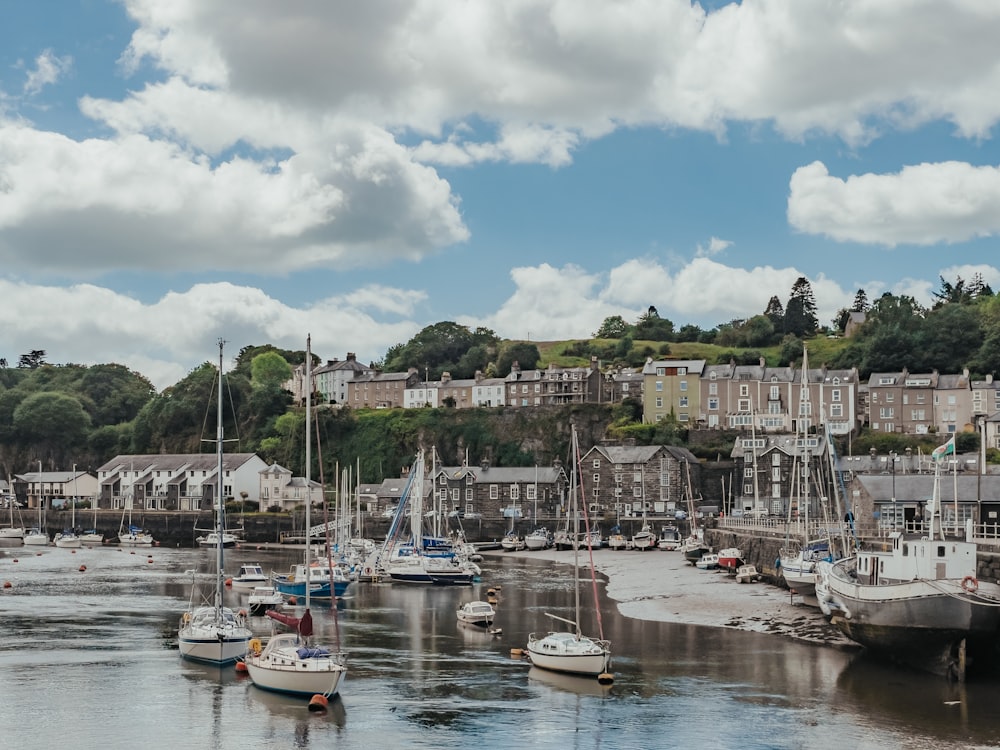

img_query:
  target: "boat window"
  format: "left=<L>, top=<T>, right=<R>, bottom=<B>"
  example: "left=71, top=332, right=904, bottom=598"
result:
left=901, top=543, right=908, bottom=556
left=936, top=545, right=946, bottom=557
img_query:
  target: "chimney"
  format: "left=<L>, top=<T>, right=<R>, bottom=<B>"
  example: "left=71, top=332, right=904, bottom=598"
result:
left=347, top=352, right=356, bottom=361
left=442, top=372, right=452, bottom=384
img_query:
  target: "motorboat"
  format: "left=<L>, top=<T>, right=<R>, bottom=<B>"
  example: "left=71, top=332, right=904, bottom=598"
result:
left=248, top=586, right=284, bottom=616
left=717, top=547, right=743, bottom=571
left=656, top=525, right=681, bottom=551
left=273, top=561, right=351, bottom=599
left=456, top=600, right=496, bottom=627
left=695, top=553, right=720, bottom=570
left=197, top=530, right=239, bottom=548
left=230, top=563, right=268, bottom=591
left=735, top=564, right=760, bottom=583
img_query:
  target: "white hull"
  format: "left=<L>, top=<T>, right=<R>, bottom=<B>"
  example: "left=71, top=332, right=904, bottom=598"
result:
left=54, top=534, right=82, bottom=548
left=526, top=632, right=611, bottom=677
left=119, top=533, right=154, bottom=547
left=79, top=533, right=104, bottom=546
left=245, top=633, right=346, bottom=697
left=178, top=634, right=250, bottom=666
left=179, top=606, right=252, bottom=666
left=524, top=535, right=549, bottom=551
left=0, top=528, right=25, bottom=540
left=24, top=532, right=49, bottom=546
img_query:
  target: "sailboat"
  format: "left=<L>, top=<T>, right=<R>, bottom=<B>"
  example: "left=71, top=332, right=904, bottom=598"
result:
left=178, top=340, right=253, bottom=666
left=24, top=484, right=49, bottom=546
left=54, top=476, right=82, bottom=548
left=117, top=493, right=154, bottom=548
left=245, top=335, right=347, bottom=698
left=385, top=452, right=476, bottom=585
left=526, top=427, right=612, bottom=681
left=79, top=491, right=104, bottom=546
left=0, top=485, right=25, bottom=545
left=630, top=468, right=654, bottom=551
left=816, top=451, right=1000, bottom=680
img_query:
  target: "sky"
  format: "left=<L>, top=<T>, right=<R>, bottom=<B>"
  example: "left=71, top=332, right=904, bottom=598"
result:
left=1, top=1, right=999, bottom=391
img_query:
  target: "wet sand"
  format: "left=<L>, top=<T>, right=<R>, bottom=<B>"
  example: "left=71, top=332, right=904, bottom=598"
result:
left=488, top=546, right=858, bottom=650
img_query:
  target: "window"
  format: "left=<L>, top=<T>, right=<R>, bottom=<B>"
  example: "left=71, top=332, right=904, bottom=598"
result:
left=489, top=484, right=499, bottom=500
left=510, top=484, right=520, bottom=500
left=679, top=396, right=688, bottom=408
left=633, top=486, right=642, bottom=497
left=656, top=381, right=663, bottom=391
left=655, top=397, right=663, bottom=408
left=738, top=398, right=751, bottom=411
left=830, top=404, right=843, bottom=417
left=770, top=385, right=780, bottom=400
left=879, top=407, right=894, bottom=419
left=708, top=397, right=719, bottom=410
left=740, top=384, right=749, bottom=397
left=526, top=485, right=536, bottom=500
left=709, top=382, right=718, bottom=395
left=465, top=488, right=473, bottom=502
left=592, top=459, right=601, bottom=469
left=451, top=488, right=460, bottom=502
left=832, top=389, right=841, bottom=402
left=656, top=367, right=665, bottom=376
left=680, top=380, right=688, bottom=391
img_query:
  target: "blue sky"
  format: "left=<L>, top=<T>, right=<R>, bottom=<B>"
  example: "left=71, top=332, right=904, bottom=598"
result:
left=1, top=1, right=999, bottom=389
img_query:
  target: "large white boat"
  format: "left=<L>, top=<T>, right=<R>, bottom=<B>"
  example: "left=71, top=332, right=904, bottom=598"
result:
left=24, top=527, right=49, bottom=546
left=526, top=428, right=612, bottom=682
left=524, top=527, right=551, bottom=551
left=816, top=460, right=1000, bottom=680
left=196, top=530, right=239, bottom=548
left=778, top=539, right=831, bottom=595
left=178, top=341, right=252, bottom=667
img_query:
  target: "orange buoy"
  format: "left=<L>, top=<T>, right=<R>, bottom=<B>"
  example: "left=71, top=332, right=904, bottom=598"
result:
left=79, top=565, right=87, bottom=572
left=308, top=694, right=329, bottom=712
left=225, top=578, right=233, bottom=587
left=597, top=672, right=614, bottom=685
left=234, top=661, right=248, bottom=673
left=11, top=559, right=17, bottom=563
left=3, top=581, right=11, bottom=588
left=71, top=549, right=77, bottom=554
left=147, top=558, right=154, bottom=563
left=288, top=596, right=298, bottom=605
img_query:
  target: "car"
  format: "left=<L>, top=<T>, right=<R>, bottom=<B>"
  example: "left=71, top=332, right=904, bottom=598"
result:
left=381, top=506, right=398, bottom=518
left=674, top=510, right=688, bottom=520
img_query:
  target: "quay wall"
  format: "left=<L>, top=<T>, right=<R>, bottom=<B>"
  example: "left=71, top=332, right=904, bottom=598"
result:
left=704, top=527, right=1000, bottom=585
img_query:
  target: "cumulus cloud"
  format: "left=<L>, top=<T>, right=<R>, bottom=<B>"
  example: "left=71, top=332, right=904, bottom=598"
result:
left=0, top=279, right=422, bottom=389
left=23, top=50, right=72, bottom=96
left=695, top=236, right=732, bottom=258
left=788, top=160, right=1000, bottom=246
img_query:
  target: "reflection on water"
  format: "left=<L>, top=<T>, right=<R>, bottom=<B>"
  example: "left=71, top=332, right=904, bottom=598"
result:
left=3, top=546, right=1000, bottom=749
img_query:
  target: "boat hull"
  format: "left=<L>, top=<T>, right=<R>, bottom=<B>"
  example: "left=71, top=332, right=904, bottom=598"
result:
left=179, top=635, right=251, bottom=666
left=822, top=569, right=1000, bottom=677
left=273, top=579, right=350, bottom=599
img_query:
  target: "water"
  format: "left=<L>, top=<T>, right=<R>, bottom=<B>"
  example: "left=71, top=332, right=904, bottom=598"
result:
left=2, top=545, right=1000, bottom=750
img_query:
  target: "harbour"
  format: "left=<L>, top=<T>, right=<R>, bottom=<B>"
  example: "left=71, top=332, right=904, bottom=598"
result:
left=3, top=543, right=1000, bottom=750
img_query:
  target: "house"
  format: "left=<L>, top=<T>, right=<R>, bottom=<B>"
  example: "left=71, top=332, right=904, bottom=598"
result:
left=13, top=469, right=99, bottom=510
left=505, top=359, right=602, bottom=408
left=641, top=359, right=706, bottom=425
left=313, top=353, right=375, bottom=405
left=347, top=370, right=421, bottom=409
left=258, top=463, right=324, bottom=512
left=430, top=460, right=568, bottom=519
left=580, top=443, right=699, bottom=517
left=94, top=453, right=268, bottom=511
left=731, top=433, right=830, bottom=517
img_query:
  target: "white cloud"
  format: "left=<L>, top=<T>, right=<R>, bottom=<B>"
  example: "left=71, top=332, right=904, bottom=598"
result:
left=23, top=50, right=71, bottom=96
left=695, top=236, right=732, bottom=258
left=788, top=160, right=1000, bottom=246
left=0, top=279, right=422, bottom=389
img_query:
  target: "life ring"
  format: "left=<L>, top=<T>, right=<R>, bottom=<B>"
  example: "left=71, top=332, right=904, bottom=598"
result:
left=962, top=576, right=979, bottom=593
left=249, top=638, right=262, bottom=655
left=364, top=566, right=373, bottom=576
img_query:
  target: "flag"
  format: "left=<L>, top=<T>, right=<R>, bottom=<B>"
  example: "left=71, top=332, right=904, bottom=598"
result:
left=931, top=436, right=956, bottom=460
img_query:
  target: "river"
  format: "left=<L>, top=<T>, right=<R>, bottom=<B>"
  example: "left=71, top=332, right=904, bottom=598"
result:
left=1, top=545, right=998, bottom=750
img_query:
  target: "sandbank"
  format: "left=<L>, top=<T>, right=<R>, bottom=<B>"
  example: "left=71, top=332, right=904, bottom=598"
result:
left=488, top=547, right=858, bottom=650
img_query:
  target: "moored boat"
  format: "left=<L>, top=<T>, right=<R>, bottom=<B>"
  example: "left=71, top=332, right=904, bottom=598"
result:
left=695, top=553, right=720, bottom=570
left=717, top=547, right=742, bottom=571
left=456, top=600, right=496, bottom=627
left=816, top=458, right=1000, bottom=680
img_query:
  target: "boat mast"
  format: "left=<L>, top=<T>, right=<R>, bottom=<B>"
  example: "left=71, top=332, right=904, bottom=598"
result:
left=571, top=427, right=581, bottom=638
left=215, top=339, right=226, bottom=618
left=305, top=335, right=312, bottom=613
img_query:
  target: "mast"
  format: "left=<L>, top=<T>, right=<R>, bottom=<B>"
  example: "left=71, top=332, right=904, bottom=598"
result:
left=305, top=335, right=312, bottom=612
left=571, top=427, right=581, bottom=637
left=215, top=339, right=226, bottom=618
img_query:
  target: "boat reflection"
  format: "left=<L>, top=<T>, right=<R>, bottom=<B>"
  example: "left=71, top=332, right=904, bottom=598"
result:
left=527, top=666, right=612, bottom=697
left=247, top=684, right=347, bottom=729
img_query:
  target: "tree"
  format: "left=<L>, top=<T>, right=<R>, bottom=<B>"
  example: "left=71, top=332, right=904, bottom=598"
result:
left=495, top=342, right=541, bottom=375
left=852, top=288, right=870, bottom=312
left=250, top=351, right=293, bottom=388
left=594, top=315, right=630, bottom=338
left=633, top=307, right=674, bottom=342
left=383, top=321, right=499, bottom=379
left=13, top=391, right=92, bottom=451
left=763, top=296, right=784, bottom=329
left=79, top=364, right=156, bottom=426
left=784, top=277, right=818, bottom=337
left=18, top=350, right=46, bottom=368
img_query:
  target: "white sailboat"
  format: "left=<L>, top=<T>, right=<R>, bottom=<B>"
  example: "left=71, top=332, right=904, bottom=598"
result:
left=178, top=340, right=253, bottom=666
left=54, top=476, right=82, bottom=548
left=0, top=485, right=25, bottom=545
left=526, top=427, right=612, bottom=682
left=79, top=493, right=105, bottom=546
left=245, top=334, right=347, bottom=698
left=24, top=484, right=49, bottom=546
